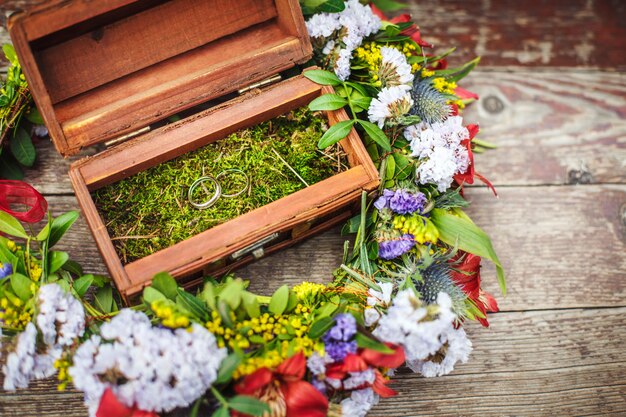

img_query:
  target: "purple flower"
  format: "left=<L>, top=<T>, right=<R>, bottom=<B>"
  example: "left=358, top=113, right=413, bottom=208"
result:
left=374, top=188, right=426, bottom=215
left=378, top=234, right=415, bottom=259
left=0, top=263, right=12, bottom=279
left=325, top=339, right=358, bottom=362
left=322, top=313, right=358, bottom=361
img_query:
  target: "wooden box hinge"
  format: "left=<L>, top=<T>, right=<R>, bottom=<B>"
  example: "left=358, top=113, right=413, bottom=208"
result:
left=238, top=74, right=282, bottom=95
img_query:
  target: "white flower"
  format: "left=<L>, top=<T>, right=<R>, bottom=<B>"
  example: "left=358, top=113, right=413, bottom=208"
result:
left=368, top=86, right=414, bottom=128
left=306, top=13, right=341, bottom=38
left=367, top=282, right=393, bottom=307
left=306, top=0, right=381, bottom=80
left=373, top=291, right=457, bottom=365
left=364, top=307, right=381, bottom=327
left=378, top=47, right=414, bottom=88
left=37, top=283, right=85, bottom=348
left=343, top=369, right=376, bottom=390
left=2, top=323, right=58, bottom=390
left=407, top=326, right=472, bottom=377
left=404, top=115, right=472, bottom=192
left=69, top=309, right=226, bottom=416
left=341, top=388, right=380, bottom=417
left=335, top=48, right=353, bottom=81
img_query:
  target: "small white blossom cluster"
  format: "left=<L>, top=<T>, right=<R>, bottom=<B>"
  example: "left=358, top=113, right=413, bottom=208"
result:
left=2, top=284, right=86, bottom=391
left=368, top=86, right=413, bottom=128
left=37, top=283, right=85, bottom=348
left=341, top=387, right=380, bottom=417
left=379, top=46, right=414, bottom=88
left=404, top=115, right=471, bottom=192
left=364, top=282, right=393, bottom=326
left=69, top=309, right=226, bottom=416
left=373, top=290, right=472, bottom=377
left=306, top=0, right=381, bottom=80
left=2, top=323, right=57, bottom=390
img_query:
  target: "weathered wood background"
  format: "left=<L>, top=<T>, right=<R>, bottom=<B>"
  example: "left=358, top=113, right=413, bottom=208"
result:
left=1, top=0, right=625, bottom=416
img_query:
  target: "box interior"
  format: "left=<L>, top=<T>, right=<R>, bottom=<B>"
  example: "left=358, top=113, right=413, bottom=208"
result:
left=14, top=0, right=311, bottom=154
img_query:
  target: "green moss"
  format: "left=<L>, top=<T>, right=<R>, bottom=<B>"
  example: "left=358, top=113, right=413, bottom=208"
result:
left=93, top=107, right=347, bottom=263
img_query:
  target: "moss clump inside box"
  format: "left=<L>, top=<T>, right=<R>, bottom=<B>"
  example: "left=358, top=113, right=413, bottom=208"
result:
left=93, top=107, right=347, bottom=263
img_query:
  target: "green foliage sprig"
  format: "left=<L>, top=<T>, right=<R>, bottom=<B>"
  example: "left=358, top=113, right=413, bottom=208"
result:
left=0, top=44, right=44, bottom=179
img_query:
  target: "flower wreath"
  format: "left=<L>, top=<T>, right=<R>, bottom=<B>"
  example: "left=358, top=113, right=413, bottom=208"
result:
left=0, top=2, right=505, bottom=417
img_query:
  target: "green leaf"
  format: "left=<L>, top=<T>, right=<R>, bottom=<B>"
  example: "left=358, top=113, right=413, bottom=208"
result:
left=219, top=279, right=244, bottom=310
left=48, top=211, right=79, bottom=247
left=215, top=353, right=242, bottom=384
left=431, top=208, right=506, bottom=294
left=48, top=251, right=69, bottom=274
left=0, top=211, right=28, bottom=238
left=242, top=291, right=260, bottom=318
left=393, top=152, right=412, bottom=180
left=268, top=285, right=290, bottom=315
left=62, top=259, right=83, bottom=275
left=355, top=332, right=394, bottom=353
left=317, top=0, right=345, bottom=13
left=94, top=286, right=114, bottom=313
left=351, top=96, right=372, bottom=112
left=308, top=316, right=335, bottom=339
left=10, top=128, right=36, bottom=167
left=73, top=274, right=93, bottom=297
left=303, top=69, right=341, bottom=86
left=200, top=281, right=217, bottom=310
left=318, top=119, right=355, bottom=149
left=0, top=154, right=24, bottom=180
left=212, top=407, right=229, bottom=417
left=228, top=396, right=270, bottom=416
left=385, top=154, right=395, bottom=181
left=372, top=0, right=405, bottom=12
left=177, top=287, right=210, bottom=320
left=143, top=286, right=167, bottom=304
left=308, top=93, right=347, bottom=111
left=0, top=236, right=18, bottom=266
left=36, top=221, right=50, bottom=242
left=357, top=120, right=391, bottom=152
left=2, top=44, right=18, bottom=65
left=25, top=107, right=44, bottom=125
left=151, top=272, right=178, bottom=300
left=11, top=273, right=33, bottom=301
left=218, top=299, right=234, bottom=328
left=0, top=95, right=9, bottom=107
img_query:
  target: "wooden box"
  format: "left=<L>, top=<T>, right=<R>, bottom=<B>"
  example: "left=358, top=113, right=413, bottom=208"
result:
left=8, top=0, right=379, bottom=301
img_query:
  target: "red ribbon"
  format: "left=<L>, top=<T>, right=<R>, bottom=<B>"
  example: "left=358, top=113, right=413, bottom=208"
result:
left=96, top=389, right=159, bottom=417
left=0, top=180, right=48, bottom=223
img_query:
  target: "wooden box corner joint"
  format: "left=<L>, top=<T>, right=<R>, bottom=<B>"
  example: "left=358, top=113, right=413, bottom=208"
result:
left=9, top=0, right=380, bottom=302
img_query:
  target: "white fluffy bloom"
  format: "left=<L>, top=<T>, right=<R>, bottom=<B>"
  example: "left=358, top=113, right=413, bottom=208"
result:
left=367, top=282, right=393, bottom=307
left=404, top=115, right=471, bottom=192
left=373, top=291, right=457, bottom=365
left=379, top=47, right=414, bottom=88
left=407, top=326, right=472, bottom=377
left=368, top=86, right=413, bottom=127
left=341, top=388, right=380, bottom=417
left=343, top=369, right=376, bottom=390
left=306, top=0, right=381, bottom=80
left=364, top=307, right=381, bottom=327
left=37, top=283, right=85, bottom=348
left=69, top=309, right=226, bottom=416
left=2, top=323, right=58, bottom=390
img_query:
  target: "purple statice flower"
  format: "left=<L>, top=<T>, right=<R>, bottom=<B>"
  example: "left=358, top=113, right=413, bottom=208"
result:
left=0, top=263, right=12, bottom=279
left=323, top=313, right=358, bottom=361
left=378, top=234, right=415, bottom=260
left=374, top=188, right=426, bottom=215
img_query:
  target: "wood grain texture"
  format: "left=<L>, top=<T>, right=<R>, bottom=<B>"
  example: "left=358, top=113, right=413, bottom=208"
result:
left=406, top=0, right=626, bottom=70
left=2, top=308, right=625, bottom=417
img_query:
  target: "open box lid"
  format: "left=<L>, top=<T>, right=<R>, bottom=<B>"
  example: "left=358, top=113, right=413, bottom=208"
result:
left=8, top=0, right=312, bottom=156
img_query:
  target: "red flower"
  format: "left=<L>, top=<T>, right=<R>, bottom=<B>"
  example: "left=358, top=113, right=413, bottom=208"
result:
left=234, top=352, right=328, bottom=417
left=0, top=180, right=48, bottom=223
left=450, top=251, right=499, bottom=327
left=453, top=124, right=497, bottom=196
left=96, top=389, right=158, bottom=417
left=324, top=343, right=405, bottom=398
left=370, top=6, right=432, bottom=47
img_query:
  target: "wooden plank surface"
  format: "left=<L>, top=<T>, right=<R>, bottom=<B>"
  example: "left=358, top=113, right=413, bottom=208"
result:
left=1, top=0, right=626, bottom=416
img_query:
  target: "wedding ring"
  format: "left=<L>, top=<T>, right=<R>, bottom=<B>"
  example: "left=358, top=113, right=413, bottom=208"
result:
left=216, top=169, right=249, bottom=198
left=188, top=176, right=221, bottom=209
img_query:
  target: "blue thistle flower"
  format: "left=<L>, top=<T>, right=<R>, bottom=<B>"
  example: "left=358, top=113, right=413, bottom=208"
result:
left=413, top=259, right=467, bottom=315
left=409, top=80, right=451, bottom=124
